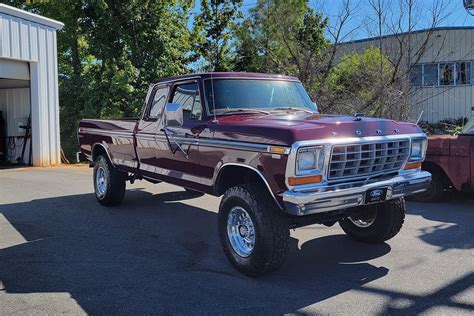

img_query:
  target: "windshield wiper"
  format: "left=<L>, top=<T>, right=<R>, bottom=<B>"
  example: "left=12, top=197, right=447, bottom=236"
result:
left=272, top=107, right=314, bottom=114
left=215, top=108, right=270, bottom=115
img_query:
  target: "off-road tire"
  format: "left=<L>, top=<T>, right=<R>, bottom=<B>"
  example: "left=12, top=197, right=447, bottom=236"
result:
left=93, top=155, right=126, bottom=206
left=218, top=184, right=289, bottom=277
left=410, top=173, right=444, bottom=203
left=339, top=197, right=406, bottom=243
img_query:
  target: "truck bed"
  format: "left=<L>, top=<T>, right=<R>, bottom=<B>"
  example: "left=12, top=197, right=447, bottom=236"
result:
left=78, top=118, right=139, bottom=171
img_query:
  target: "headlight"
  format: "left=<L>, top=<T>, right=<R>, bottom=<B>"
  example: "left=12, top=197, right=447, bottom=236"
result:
left=296, top=146, right=325, bottom=175
left=409, top=138, right=427, bottom=161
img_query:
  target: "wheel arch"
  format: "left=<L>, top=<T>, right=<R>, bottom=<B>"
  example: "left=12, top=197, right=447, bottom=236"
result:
left=214, top=163, right=283, bottom=210
left=91, top=143, right=114, bottom=166
left=422, top=160, right=452, bottom=188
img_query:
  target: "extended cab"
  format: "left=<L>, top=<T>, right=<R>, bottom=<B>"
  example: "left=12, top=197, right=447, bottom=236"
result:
left=413, top=117, right=474, bottom=202
left=78, top=72, right=431, bottom=276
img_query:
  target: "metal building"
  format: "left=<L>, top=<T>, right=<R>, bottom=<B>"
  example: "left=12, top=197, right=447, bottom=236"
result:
left=337, top=27, right=474, bottom=123
left=0, top=4, right=63, bottom=166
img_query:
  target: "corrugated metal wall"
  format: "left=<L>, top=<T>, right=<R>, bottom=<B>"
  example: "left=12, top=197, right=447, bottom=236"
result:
left=0, top=10, right=61, bottom=166
left=337, top=28, right=474, bottom=123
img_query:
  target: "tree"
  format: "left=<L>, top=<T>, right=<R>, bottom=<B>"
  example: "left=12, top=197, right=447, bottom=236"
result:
left=233, top=0, right=329, bottom=99
left=193, top=0, right=243, bottom=71
left=325, top=48, right=396, bottom=117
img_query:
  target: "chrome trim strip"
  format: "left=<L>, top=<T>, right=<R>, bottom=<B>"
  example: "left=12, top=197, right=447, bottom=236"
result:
left=139, top=162, right=214, bottom=186
left=215, top=163, right=283, bottom=210
left=81, top=128, right=134, bottom=139
left=199, top=138, right=271, bottom=152
left=82, top=127, right=289, bottom=154
left=152, top=76, right=202, bottom=85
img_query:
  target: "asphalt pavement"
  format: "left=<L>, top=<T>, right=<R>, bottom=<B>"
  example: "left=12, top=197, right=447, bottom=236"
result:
left=0, top=166, right=473, bottom=315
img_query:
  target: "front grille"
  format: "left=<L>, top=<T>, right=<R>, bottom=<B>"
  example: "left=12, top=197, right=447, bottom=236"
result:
left=328, top=139, right=410, bottom=180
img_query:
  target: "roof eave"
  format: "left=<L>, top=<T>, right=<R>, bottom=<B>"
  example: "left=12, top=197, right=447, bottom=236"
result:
left=0, top=4, right=64, bottom=30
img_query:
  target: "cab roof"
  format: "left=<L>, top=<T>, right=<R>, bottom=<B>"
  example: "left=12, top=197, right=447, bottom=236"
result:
left=152, top=72, right=300, bottom=84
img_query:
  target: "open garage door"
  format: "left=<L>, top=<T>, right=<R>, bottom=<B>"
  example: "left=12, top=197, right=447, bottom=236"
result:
left=0, top=59, right=31, bottom=166
left=0, top=59, right=29, bottom=80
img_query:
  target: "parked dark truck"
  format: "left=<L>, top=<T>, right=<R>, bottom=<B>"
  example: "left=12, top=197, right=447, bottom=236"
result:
left=413, top=117, right=474, bottom=202
left=78, top=72, right=431, bottom=276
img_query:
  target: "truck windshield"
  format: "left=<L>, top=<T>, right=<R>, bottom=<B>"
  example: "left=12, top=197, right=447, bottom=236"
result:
left=203, top=79, right=317, bottom=115
left=461, top=117, right=474, bottom=134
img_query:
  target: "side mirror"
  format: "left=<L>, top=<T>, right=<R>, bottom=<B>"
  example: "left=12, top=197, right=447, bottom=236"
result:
left=165, top=103, right=183, bottom=127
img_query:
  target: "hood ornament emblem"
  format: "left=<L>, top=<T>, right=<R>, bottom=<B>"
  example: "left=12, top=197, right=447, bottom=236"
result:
left=376, top=129, right=383, bottom=135
left=355, top=130, right=362, bottom=136
left=331, top=132, right=338, bottom=137
left=394, top=128, right=400, bottom=133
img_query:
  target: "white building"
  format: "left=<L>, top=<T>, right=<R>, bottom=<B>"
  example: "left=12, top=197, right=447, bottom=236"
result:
left=338, top=27, right=474, bottom=123
left=0, top=4, right=63, bottom=166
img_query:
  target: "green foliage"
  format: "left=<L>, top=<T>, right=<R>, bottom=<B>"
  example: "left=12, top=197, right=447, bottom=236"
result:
left=325, top=47, right=395, bottom=116
left=193, top=0, right=242, bottom=71
left=233, top=0, right=328, bottom=96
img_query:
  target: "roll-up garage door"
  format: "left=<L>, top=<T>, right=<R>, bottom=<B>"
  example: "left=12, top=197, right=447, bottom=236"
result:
left=0, top=59, right=29, bottom=80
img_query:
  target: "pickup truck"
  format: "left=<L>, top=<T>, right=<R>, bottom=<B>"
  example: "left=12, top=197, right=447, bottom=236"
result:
left=78, top=72, right=431, bottom=276
left=413, top=117, right=474, bottom=202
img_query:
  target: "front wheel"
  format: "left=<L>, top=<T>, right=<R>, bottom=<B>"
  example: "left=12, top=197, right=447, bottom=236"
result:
left=93, top=155, right=126, bottom=206
left=410, top=173, right=445, bottom=203
left=339, top=198, right=406, bottom=243
left=218, top=184, right=289, bottom=277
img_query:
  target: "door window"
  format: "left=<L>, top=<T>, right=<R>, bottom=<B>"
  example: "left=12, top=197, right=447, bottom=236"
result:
left=149, top=86, right=169, bottom=119
left=171, top=82, right=202, bottom=119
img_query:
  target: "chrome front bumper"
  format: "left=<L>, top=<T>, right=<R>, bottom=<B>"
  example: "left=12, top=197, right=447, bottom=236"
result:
left=282, top=171, right=432, bottom=216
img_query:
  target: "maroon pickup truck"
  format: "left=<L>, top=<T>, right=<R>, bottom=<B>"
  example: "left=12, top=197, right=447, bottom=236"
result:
left=413, top=117, right=474, bottom=202
left=78, top=72, right=431, bottom=276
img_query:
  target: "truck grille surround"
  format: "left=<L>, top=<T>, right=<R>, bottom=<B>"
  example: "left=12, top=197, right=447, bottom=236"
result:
left=328, top=139, right=410, bottom=181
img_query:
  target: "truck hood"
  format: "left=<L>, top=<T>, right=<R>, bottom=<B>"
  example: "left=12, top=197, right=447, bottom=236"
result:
left=212, top=113, right=422, bottom=145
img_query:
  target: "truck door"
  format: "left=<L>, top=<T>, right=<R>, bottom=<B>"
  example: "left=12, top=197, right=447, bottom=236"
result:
left=154, top=80, right=208, bottom=191
left=135, top=84, right=169, bottom=178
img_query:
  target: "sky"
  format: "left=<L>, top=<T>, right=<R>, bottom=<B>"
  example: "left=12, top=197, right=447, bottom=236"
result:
left=190, top=0, right=474, bottom=42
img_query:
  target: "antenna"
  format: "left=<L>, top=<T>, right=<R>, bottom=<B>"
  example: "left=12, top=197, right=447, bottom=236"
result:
left=210, top=71, right=217, bottom=123
left=416, top=110, right=424, bottom=125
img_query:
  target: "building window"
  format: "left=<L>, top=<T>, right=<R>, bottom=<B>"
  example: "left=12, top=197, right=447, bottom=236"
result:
left=410, top=65, right=423, bottom=86
left=456, top=62, right=471, bottom=85
left=423, top=64, right=438, bottom=86
left=411, top=61, right=473, bottom=87
left=439, top=63, right=455, bottom=85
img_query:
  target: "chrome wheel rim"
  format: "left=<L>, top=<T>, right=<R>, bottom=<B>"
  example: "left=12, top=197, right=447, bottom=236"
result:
left=227, top=206, right=255, bottom=257
left=349, top=211, right=377, bottom=228
left=96, top=167, right=107, bottom=197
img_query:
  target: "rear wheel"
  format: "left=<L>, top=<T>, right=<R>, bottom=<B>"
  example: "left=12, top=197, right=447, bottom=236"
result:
left=218, top=184, right=289, bottom=277
left=339, top=198, right=405, bottom=243
left=93, top=155, right=126, bottom=206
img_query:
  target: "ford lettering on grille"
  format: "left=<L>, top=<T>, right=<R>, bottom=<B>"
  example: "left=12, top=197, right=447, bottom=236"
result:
left=329, top=140, right=410, bottom=180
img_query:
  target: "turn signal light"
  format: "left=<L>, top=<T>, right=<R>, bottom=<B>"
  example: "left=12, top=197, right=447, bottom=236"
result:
left=268, top=146, right=288, bottom=154
left=288, top=175, right=322, bottom=186
left=404, top=161, right=422, bottom=170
